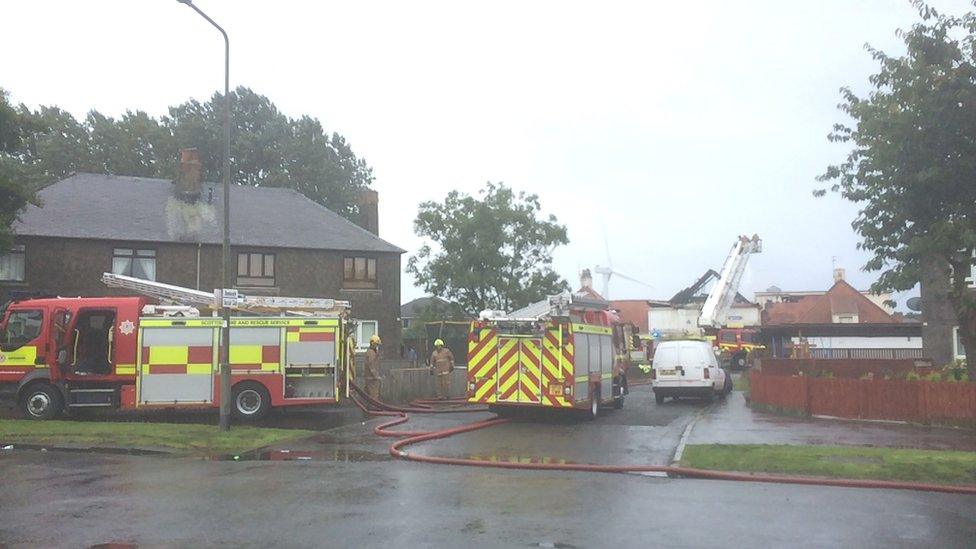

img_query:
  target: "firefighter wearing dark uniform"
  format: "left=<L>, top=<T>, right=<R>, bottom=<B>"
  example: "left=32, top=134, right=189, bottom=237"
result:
left=429, top=339, right=455, bottom=400
left=364, top=335, right=382, bottom=400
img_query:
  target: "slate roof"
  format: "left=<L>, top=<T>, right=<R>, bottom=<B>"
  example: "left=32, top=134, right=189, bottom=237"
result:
left=13, top=173, right=404, bottom=253
left=762, top=279, right=897, bottom=325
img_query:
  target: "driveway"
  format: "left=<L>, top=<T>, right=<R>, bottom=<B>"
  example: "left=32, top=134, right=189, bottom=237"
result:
left=690, top=390, right=976, bottom=451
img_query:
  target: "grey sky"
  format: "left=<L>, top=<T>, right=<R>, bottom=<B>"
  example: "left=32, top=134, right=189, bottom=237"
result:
left=3, top=0, right=970, bottom=306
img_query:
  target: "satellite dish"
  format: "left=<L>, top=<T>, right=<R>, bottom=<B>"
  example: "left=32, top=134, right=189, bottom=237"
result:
left=906, top=297, right=922, bottom=312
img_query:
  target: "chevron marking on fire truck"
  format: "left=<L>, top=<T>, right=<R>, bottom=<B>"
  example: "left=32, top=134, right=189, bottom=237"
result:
left=495, top=338, right=521, bottom=402
left=466, top=327, right=499, bottom=403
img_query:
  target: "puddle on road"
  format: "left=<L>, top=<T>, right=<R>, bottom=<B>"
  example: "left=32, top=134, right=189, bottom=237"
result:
left=210, top=448, right=390, bottom=462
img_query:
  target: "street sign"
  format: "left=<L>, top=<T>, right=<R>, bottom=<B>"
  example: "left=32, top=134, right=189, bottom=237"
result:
left=220, top=288, right=239, bottom=308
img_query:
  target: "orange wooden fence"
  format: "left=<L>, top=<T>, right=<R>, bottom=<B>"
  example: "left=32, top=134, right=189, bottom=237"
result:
left=749, top=371, right=976, bottom=426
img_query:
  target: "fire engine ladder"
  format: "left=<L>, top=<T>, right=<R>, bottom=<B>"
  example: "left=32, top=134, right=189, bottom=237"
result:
left=100, top=272, right=351, bottom=315
left=697, top=234, right=762, bottom=329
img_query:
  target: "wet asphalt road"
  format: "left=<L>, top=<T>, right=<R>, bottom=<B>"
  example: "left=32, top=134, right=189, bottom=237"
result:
left=2, top=385, right=975, bottom=548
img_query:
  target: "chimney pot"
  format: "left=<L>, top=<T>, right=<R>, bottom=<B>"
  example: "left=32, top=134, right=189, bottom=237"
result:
left=580, top=268, right=593, bottom=289
left=175, top=148, right=203, bottom=201
left=357, top=189, right=379, bottom=235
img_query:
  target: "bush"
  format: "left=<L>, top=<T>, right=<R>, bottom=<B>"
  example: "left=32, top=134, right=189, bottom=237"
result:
left=905, top=371, right=920, bottom=382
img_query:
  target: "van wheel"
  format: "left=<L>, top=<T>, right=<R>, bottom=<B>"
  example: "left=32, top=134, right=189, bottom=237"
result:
left=232, top=382, right=271, bottom=420
left=655, top=393, right=665, bottom=404
left=20, top=382, right=64, bottom=420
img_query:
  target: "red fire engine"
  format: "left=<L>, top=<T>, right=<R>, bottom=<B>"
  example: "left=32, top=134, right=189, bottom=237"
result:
left=0, top=274, right=353, bottom=420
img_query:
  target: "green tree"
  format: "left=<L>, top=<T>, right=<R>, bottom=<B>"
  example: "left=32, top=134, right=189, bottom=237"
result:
left=4, top=86, right=373, bottom=221
left=402, top=299, right=469, bottom=340
left=162, top=87, right=374, bottom=219
left=0, top=88, right=39, bottom=249
left=408, top=182, right=570, bottom=314
left=816, top=1, right=976, bottom=379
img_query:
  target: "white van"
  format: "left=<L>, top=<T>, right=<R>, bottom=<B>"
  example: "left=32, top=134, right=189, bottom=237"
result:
left=651, top=340, right=731, bottom=404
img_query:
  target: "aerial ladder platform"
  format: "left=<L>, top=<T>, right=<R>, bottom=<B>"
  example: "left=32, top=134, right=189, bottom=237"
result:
left=698, top=235, right=762, bottom=330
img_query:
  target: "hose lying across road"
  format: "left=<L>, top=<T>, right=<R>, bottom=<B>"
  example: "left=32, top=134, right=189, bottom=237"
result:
left=348, top=382, right=976, bottom=496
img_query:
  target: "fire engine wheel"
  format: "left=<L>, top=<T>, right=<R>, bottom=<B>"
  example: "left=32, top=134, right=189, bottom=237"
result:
left=732, top=353, right=747, bottom=370
left=20, top=382, right=63, bottom=420
left=232, top=382, right=271, bottom=420
left=588, top=388, right=599, bottom=419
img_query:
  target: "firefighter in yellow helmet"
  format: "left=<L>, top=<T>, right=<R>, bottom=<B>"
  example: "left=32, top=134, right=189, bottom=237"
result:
left=364, top=334, right=382, bottom=400
left=429, top=338, right=455, bottom=400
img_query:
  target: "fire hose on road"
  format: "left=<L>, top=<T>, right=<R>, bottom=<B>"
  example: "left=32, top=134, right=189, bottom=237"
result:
left=348, top=382, right=976, bottom=496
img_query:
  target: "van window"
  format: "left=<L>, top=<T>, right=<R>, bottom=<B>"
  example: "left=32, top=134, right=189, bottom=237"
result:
left=1, top=310, right=43, bottom=348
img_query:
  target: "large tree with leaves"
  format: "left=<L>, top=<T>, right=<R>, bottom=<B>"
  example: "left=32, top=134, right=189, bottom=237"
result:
left=7, top=86, right=373, bottom=220
left=408, top=182, right=570, bottom=314
left=0, top=88, right=39, bottom=250
left=817, top=1, right=976, bottom=379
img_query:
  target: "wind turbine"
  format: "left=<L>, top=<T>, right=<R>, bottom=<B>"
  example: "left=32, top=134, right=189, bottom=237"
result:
left=593, top=229, right=653, bottom=299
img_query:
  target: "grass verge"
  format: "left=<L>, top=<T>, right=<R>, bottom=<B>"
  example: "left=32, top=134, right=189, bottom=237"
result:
left=680, top=444, right=976, bottom=486
left=0, top=419, right=313, bottom=456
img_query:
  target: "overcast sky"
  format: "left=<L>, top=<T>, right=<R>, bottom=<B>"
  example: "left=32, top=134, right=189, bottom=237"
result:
left=3, top=0, right=971, bottom=307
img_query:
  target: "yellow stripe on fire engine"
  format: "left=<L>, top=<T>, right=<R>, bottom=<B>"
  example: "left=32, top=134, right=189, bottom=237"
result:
left=468, top=332, right=498, bottom=379
left=232, top=318, right=339, bottom=327
left=571, top=324, right=612, bottom=335
left=520, top=339, right=541, bottom=401
left=148, top=346, right=188, bottom=364
left=115, top=364, right=137, bottom=375
left=186, top=363, right=213, bottom=375
left=541, top=332, right=570, bottom=407
left=496, top=339, right=519, bottom=401
left=139, top=319, right=225, bottom=328
left=0, top=345, right=38, bottom=367
left=230, top=345, right=262, bottom=364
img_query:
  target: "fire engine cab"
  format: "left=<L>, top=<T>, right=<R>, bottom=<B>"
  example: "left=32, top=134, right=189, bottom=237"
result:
left=0, top=274, right=352, bottom=420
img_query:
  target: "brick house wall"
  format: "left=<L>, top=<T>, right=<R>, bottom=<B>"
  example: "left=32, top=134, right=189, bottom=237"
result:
left=1, top=235, right=402, bottom=352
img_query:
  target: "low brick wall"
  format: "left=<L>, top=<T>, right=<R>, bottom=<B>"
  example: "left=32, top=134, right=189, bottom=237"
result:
left=749, top=371, right=976, bottom=427
left=353, top=358, right=468, bottom=403
left=757, top=358, right=933, bottom=379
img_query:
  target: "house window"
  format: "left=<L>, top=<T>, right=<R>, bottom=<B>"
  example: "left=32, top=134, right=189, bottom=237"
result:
left=112, top=248, right=156, bottom=280
left=355, top=320, right=379, bottom=350
left=343, top=256, right=377, bottom=289
left=237, top=252, right=275, bottom=287
left=953, top=327, right=967, bottom=361
left=0, top=244, right=26, bottom=282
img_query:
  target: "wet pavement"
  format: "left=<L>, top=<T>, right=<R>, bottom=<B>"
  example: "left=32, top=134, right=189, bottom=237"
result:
left=691, top=391, right=976, bottom=451
left=1, top=384, right=975, bottom=547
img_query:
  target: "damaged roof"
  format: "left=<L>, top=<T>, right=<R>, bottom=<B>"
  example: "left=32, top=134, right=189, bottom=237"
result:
left=13, top=173, right=404, bottom=253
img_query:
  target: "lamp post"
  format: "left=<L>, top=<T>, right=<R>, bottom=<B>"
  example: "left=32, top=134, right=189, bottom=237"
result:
left=177, top=0, right=233, bottom=431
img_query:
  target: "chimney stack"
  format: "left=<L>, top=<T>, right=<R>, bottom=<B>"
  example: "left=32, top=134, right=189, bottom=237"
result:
left=357, top=189, right=379, bottom=235
left=833, top=267, right=846, bottom=283
left=175, top=148, right=203, bottom=202
left=580, top=268, right=593, bottom=290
